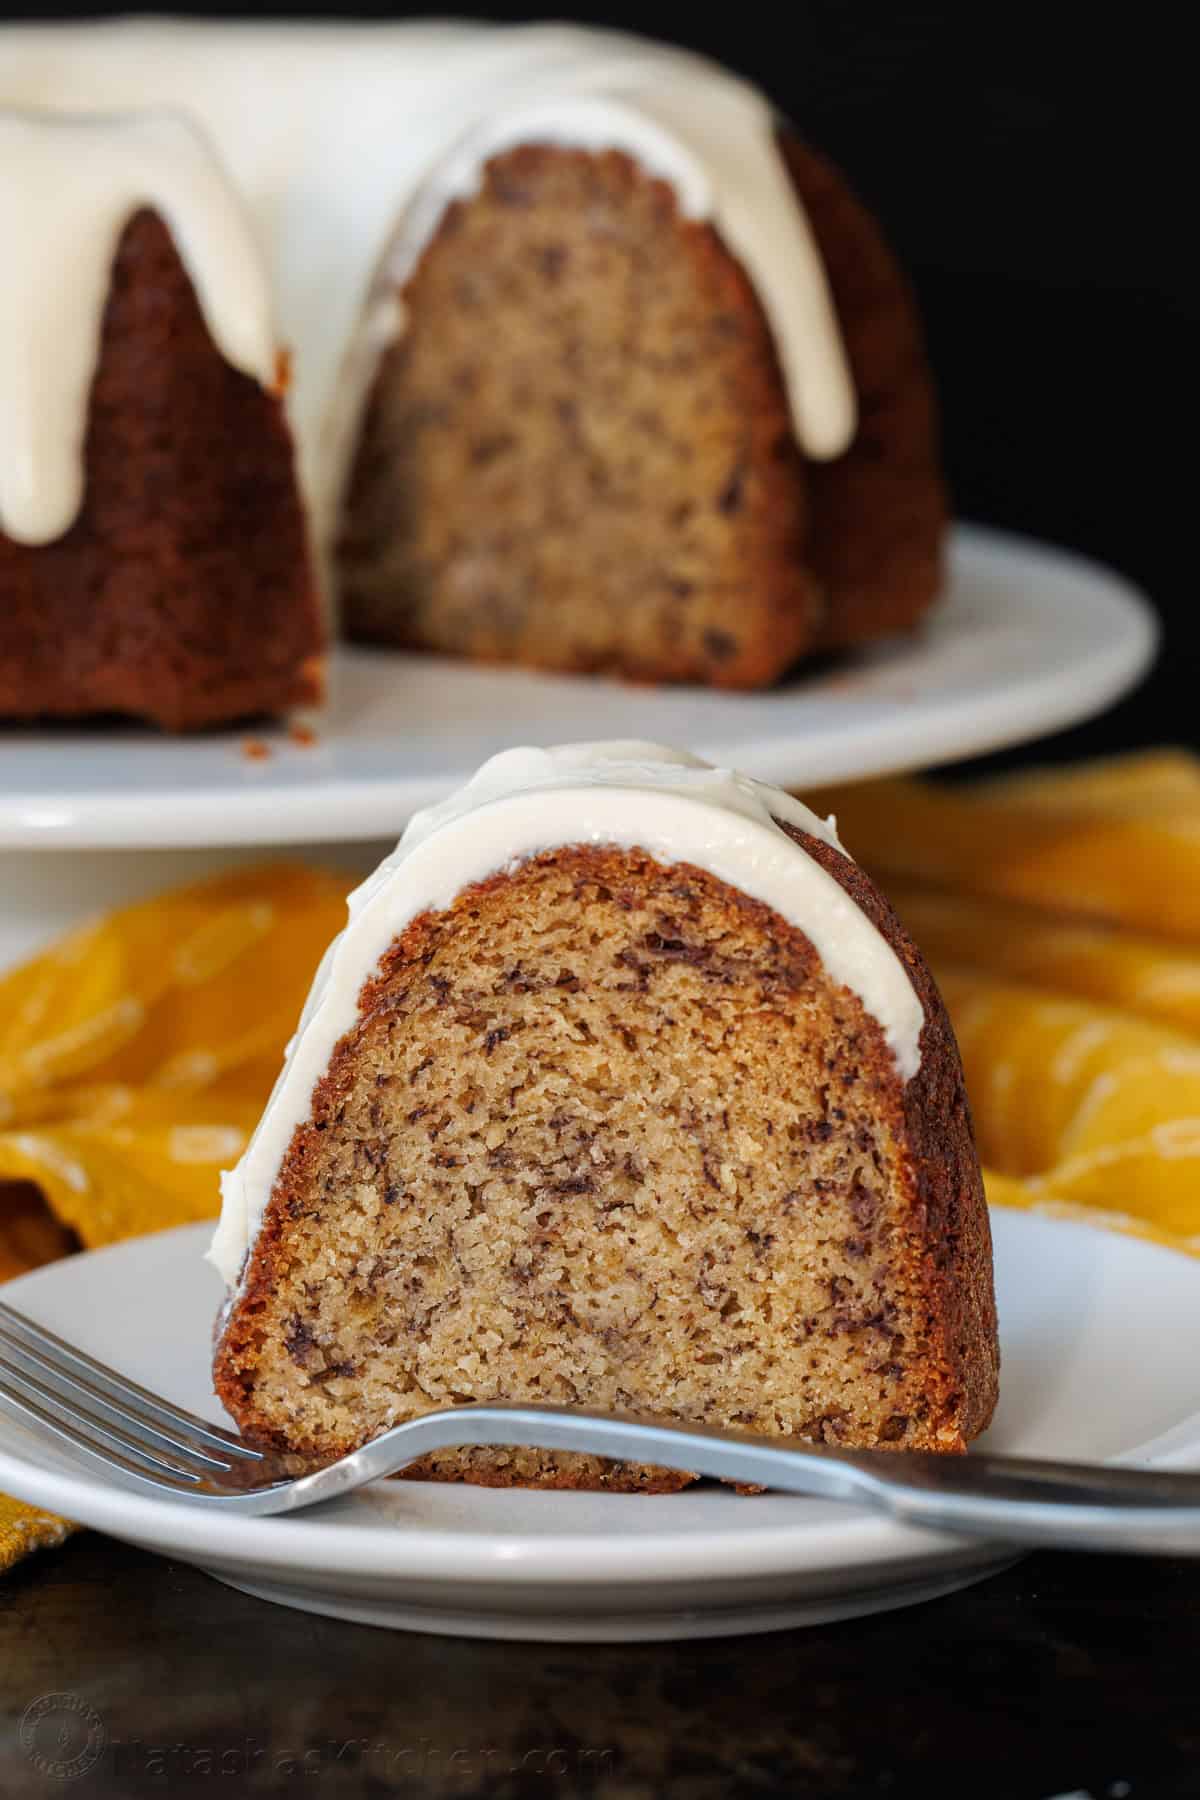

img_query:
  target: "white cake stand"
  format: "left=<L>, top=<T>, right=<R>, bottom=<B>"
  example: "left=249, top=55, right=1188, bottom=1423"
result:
left=0, top=523, right=1156, bottom=965
left=0, top=520, right=1155, bottom=962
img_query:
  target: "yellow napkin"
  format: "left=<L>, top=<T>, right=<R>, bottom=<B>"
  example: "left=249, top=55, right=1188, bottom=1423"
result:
left=4, top=751, right=1200, bottom=1571
left=0, top=865, right=350, bottom=1566
left=0, top=866, right=349, bottom=1249
left=806, top=750, right=1200, bottom=1248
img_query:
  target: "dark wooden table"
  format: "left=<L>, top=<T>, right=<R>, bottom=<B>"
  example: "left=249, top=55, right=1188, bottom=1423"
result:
left=1, top=1533, right=1196, bottom=1797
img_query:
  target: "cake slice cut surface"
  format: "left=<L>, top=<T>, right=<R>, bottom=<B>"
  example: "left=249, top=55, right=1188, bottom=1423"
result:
left=212, top=744, right=997, bottom=1487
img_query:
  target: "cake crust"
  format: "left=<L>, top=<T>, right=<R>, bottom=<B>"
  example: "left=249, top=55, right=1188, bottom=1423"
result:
left=782, top=825, right=998, bottom=1442
left=776, top=135, right=948, bottom=651
left=0, top=210, right=323, bottom=731
left=214, top=833, right=997, bottom=1488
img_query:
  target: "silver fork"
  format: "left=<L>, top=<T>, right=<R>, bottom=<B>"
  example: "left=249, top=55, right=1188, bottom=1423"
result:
left=3, top=1297, right=1200, bottom=1554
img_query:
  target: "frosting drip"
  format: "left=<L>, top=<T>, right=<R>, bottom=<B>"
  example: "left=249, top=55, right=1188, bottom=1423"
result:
left=0, top=108, right=277, bottom=545
left=1, top=21, right=856, bottom=552
left=209, top=741, right=924, bottom=1286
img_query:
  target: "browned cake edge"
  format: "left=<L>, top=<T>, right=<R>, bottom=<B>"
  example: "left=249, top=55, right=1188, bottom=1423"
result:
left=781, top=825, right=999, bottom=1443
left=777, top=131, right=949, bottom=650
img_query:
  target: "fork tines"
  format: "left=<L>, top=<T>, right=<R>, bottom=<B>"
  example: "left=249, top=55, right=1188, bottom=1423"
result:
left=0, top=1299, right=263, bottom=1495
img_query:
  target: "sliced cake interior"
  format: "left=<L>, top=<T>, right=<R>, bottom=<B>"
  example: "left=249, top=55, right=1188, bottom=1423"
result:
left=338, top=145, right=820, bottom=688
left=337, top=126, right=945, bottom=686
left=213, top=747, right=997, bottom=1489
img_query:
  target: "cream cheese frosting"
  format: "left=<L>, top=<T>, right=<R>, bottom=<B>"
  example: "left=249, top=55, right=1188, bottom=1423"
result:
left=1, top=20, right=856, bottom=553
left=0, top=108, right=277, bottom=545
left=209, top=742, right=924, bottom=1287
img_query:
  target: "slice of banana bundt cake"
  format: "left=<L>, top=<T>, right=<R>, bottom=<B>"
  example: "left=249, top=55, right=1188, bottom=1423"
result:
left=211, top=743, right=997, bottom=1487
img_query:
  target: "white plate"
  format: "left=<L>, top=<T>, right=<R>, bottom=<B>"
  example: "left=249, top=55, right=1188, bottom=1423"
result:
left=2, top=1208, right=1198, bottom=1641
left=0, top=525, right=1157, bottom=850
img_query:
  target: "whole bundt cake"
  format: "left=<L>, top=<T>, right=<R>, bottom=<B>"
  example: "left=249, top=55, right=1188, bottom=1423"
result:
left=211, top=743, right=998, bottom=1487
left=1, top=23, right=945, bottom=718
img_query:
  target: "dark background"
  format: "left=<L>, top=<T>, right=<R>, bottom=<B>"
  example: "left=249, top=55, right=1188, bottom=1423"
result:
left=8, top=5, right=1197, bottom=757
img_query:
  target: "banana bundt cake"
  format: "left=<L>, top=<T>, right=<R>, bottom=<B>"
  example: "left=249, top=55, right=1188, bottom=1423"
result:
left=2, top=23, right=944, bottom=719
left=211, top=743, right=998, bottom=1488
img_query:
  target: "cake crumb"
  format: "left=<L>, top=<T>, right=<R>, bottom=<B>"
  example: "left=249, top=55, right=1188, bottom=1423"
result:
left=242, top=738, right=272, bottom=762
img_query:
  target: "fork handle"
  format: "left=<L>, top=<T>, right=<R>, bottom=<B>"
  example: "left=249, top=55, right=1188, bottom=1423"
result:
left=313, top=1403, right=1200, bottom=1553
